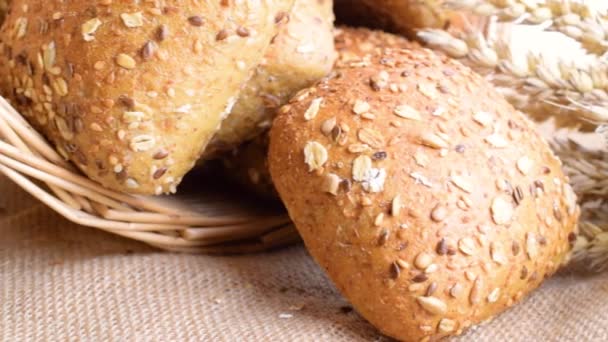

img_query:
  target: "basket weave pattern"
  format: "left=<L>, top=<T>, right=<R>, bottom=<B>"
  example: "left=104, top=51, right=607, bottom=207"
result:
left=0, top=96, right=298, bottom=253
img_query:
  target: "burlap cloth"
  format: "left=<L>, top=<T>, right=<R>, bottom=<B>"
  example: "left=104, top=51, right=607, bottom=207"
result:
left=1, top=173, right=607, bottom=342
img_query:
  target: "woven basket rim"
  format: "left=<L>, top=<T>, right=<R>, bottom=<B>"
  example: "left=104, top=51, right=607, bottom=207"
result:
left=0, top=96, right=298, bottom=253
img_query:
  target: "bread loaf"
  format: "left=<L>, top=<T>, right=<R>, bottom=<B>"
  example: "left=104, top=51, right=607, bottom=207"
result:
left=0, top=0, right=294, bottom=194
left=268, top=47, right=579, bottom=341
left=205, top=0, right=336, bottom=157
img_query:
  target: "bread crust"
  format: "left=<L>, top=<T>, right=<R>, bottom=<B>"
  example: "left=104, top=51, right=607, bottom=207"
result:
left=269, top=44, right=579, bottom=341
left=0, top=0, right=293, bottom=194
left=206, top=0, right=336, bottom=157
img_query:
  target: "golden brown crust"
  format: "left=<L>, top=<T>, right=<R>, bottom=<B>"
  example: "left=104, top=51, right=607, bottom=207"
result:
left=268, top=45, right=579, bottom=341
left=205, top=0, right=336, bottom=157
left=0, top=0, right=293, bottom=194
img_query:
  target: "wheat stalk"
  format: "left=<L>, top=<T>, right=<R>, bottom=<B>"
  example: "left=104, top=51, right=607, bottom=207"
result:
left=446, top=0, right=608, bottom=55
left=419, top=21, right=608, bottom=129
left=552, top=137, right=608, bottom=272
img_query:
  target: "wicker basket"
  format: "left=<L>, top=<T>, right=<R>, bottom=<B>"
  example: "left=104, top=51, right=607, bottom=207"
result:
left=0, top=96, right=299, bottom=253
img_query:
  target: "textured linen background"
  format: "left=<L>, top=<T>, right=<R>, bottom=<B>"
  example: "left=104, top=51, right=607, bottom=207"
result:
left=1, top=174, right=607, bottom=341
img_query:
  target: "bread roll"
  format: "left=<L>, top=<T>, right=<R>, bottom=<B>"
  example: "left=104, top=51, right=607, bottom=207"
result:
left=268, top=47, right=579, bottom=341
left=334, top=0, right=449, bottom=38
left=205, top=0, right=336, bottom=157
left=0, top=0, right=293, bottom=194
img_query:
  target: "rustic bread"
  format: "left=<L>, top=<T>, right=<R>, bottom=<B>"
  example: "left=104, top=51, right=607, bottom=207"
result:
left=205, top=0, right=336, bottom=157
left=268, top=47, right=579, bottom=341
left=0, top=0, right=294, bottom=194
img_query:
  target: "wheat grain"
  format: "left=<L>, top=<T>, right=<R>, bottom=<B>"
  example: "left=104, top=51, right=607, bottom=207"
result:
left=552, top=138, right=608, bottom=272
left=446, top=0, right=608, bottom=55
left=419, top=23, right=608, bottom=128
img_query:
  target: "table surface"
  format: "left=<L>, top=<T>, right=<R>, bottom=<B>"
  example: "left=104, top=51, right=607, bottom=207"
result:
left=1, top=174, right=607, bottom=342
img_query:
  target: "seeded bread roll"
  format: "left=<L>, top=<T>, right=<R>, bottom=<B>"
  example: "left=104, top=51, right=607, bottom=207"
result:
left=205, top=0, right=336, bottom=157
left=0, top=0, right=293, bottom=194
left=334, top=0, right=449, bottom=38
left=268, top=47, right=579, bottom=341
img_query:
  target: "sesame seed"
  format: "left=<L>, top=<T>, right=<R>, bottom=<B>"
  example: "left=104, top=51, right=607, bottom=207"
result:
left=236, top=26, right=250, bottom=37
left=120, top=12, right=144, bottom=28
left=491, top=197, right=513, bottom=225
left=458, top=238, right=476, bottom=256
left=415, top=252, right=434, bottom=269
left=389, top=262, right=401, bottom=279
left=377, top=230, right=389, bottom=246
left=485, top=133, right=508, bottom=148
left=352, top=99, right=371, bottom=115
left=412, top=273, right=428, bottom=283
left=394, top=104, right=422, bottom=120
left=141, top=41, right=156, bottom=60
left=469, top=277, right=483, bottom=305
left=487, top=288, right=500, bottom=303
left=438, top=319, right=456, bottom=333
left=473, top=111, right=492, bottom=126
left=391, top=195, right=402, bottom=216
left=431, top=204, right=447, bottom=222
left=449, top=283, right=463, bottom=298
left=130, top=135, right=156, bottom=152
left=516, top=156, right=533, bottom=175
left=116, top=53, right=136, bottom=69
left=320, top=117, right=336, bottom=136
left=216, top=29, right=229, bottom=41
left=436, top=239, right=448, bottom=255
left=526, top=232, right=539, bottom=259
left=425, top=282, right=438, bottom=296
left=156, top=25, right=169, bottom=41
left=490, top=242, right=507, bottom=265
left=374, top=213, right=384, bottom=227
left=420, top=132, right=449, bottom=149
left=82, top=18, right=102, bottom=41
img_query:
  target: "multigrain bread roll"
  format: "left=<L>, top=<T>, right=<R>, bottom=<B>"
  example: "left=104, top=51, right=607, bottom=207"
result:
left=0, top=0, right=294, bottom=194
left=268, top=47, right=579, bottom=341
left=205, top=0, right=336, bottom=156
left=334, top=0, right=449, bottom=38
left=220, top=27, right=420, bottom=198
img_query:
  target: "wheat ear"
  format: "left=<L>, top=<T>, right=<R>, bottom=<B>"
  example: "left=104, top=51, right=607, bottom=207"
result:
left=419, top=22, right=608, bottom=128
left=446, top=0, right=608, bottom=55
